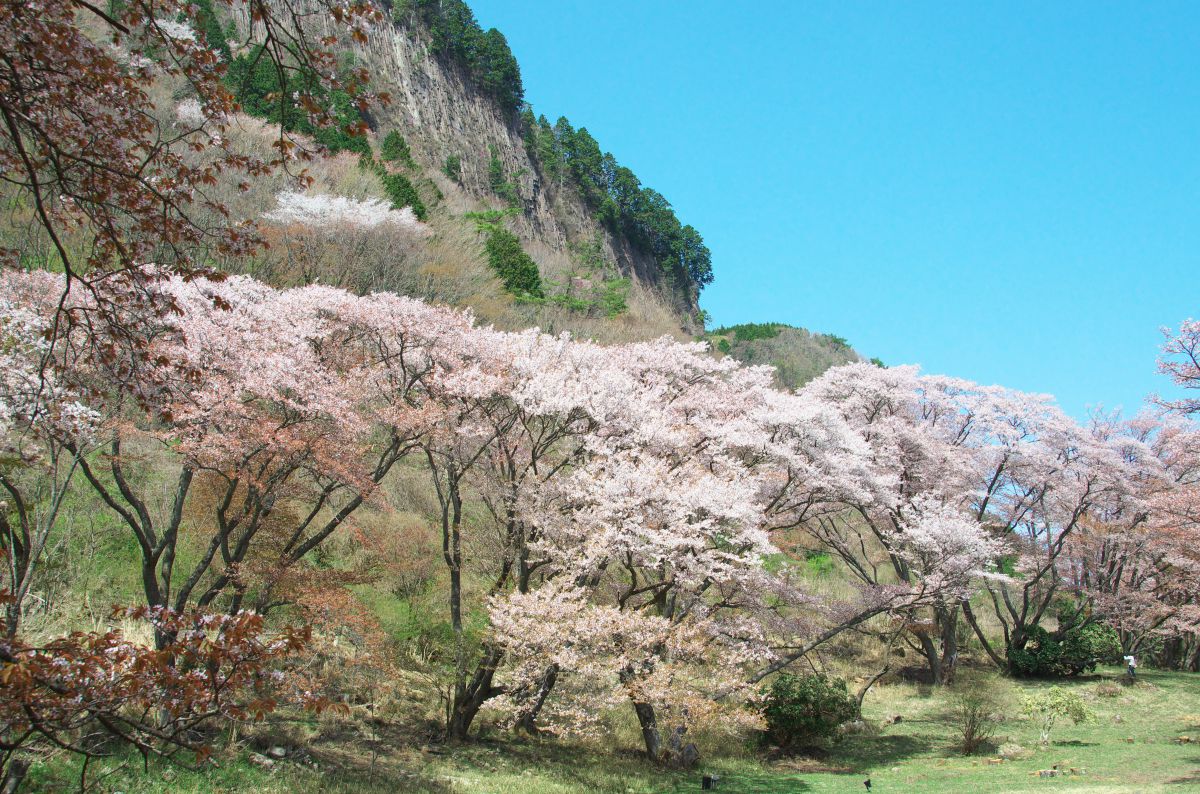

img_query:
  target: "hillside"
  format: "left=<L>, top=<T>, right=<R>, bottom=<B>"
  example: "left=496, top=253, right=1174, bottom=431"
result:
left=708, top=322, right=866, bottom=389
left=217, top=0, right=863, bottom=376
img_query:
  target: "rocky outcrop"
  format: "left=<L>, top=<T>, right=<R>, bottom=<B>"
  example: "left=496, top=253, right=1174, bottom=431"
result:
left=356, top=17, right=699, bottom=323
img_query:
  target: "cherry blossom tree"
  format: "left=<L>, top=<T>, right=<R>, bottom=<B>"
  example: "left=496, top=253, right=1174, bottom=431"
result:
left=0, top=271, right=101, bottom=636
left=781, top=364, right=1021, bottom=682
left=955, top=403, right=1154, bottom=675
left=480, top=341, right=779, bottom=763
left=265, top=190, right=429, bottom=231
left=1061, top=413, right=1200, bottom=668
left=0, top=269, right=454, bottom=645
left=1160, top=319, right=1200, bottom=414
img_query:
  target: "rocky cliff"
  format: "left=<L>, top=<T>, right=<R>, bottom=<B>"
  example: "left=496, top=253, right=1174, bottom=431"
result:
left=356, top=15, right=702, bottom=326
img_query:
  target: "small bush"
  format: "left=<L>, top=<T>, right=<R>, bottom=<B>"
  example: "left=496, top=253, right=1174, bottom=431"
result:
left=804, top=550, right=836, bottom=577
left=1095, top=682, right=1122, bottom=698
left=443, top=154, right=462, bottom=181
left=761, top=673, right=857, bottom=749
left=381, top=172, right=428, bottom=221
left=380, top=131, right=415, bottom=167
left=484, top=228, right=543, bottom=297
left=1021, top=686, right=1091, bottom=745
left=950, top=683, right=1003, bottom=755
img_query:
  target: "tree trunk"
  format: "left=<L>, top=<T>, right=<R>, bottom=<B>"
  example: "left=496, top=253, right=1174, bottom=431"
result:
left=1, top=758, right=28, bottom=794
left=629, top=700, right=699, bottom=768
left=916, top=630, right=942, bottom=684
left=515, top=664, right=559, bottom=735
left=447, top=645, right=503, bottom=741
left=936, top=604, right=960, bottom=684
left=960, top=598, right=1007, bottom=670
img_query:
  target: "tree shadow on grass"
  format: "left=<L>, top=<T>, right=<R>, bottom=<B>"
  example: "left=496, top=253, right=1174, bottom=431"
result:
left=828, top=733, right=937, bottom=769
left=1167, top=755, right=1200, bottom=786
left=665, top=771, right=814, bottom=793
left=438, top=737, right=721, bottom=793
left=301, top=721, right=456, bottom=793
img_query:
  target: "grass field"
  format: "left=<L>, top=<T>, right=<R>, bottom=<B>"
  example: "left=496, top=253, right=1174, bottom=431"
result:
left=23, top=666, right=1200, bottom=793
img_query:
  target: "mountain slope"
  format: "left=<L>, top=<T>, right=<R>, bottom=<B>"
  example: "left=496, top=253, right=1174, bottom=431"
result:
left=709, top=323, right=864, bottom=389
left=222, top=0, right=868, bottom=378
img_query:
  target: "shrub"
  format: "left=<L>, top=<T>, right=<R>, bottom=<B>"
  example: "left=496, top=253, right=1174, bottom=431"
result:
left=950, top=682, right=1003, bottom=755
left=484, top=228, right=543, bottom=297
left=380, top=172, right=428, bottom=221
left=820, top=333, right=851, bottom=349
left=488, top=148, right=521, bottom=206
left=1008, top=624, right=1121, bottom=677
left=443, top=154, right=462, bottom=181
left=1021, top=686, right=1091, bottom=745
left=380, top=131, right=415, bottom=166
left=804, top=550, right=836, bottom=577
left=761, top=673, right=857, bottom=749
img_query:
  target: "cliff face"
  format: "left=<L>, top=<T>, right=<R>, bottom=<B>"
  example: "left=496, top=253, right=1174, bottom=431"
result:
left=355, top=19, right=701, bottom=325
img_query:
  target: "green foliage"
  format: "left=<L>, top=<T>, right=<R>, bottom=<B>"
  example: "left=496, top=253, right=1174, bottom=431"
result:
left=443, top=154, right=463, bottom=181
left=803, top=550, right=835, bottom=577
left=190, top=0, right=231, bottom=61
left=525, top=233, right=629, bottom=317
left=355, top=159, right=431, bottom=220
left=1020, top=686, right=1091, bottom=744
left=380, top=131, right=415, bottom=166
left=1008, top=623, right=1121, bottom=678
left=596, top=278, right=629, bottom=317
left=225, top=46, right=369, bottom=155
left=487, top=147, right=521, bottom=206
left=761, top=673, right=858, bottom=748
left=406, top=0, right=523, bottom=114
left=711, top=323, right=789, bottom=342
left=820, top=333, right=851, bottom=349
left=485, top=228, right=543, bottom=297
left=951, top=680, right=1003, bottom=755
left=716, top=338, right=732, bottom=355
left=464, top=207, right=519, bottom=233
left=518, top=114, right=713, bottom=290
left=869, top=357, right=886, bottom=368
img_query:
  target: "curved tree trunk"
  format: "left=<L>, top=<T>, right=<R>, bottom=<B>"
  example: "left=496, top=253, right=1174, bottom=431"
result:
left=515, top=664, right=559, bottom=735
left=447, top=645, right=503, bottom=741
left=629, top=700, right=699, bottom=768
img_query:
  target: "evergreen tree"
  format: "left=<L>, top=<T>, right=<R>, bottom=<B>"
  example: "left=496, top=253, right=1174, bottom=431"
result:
left=381, top=172, right=428, bottom=220
left=225, top=46, right=368, bottom=155
left=477, top=28, right=523, bottom=113
left=380, top=131, right=414, bottom=166
left=485, top=228, right=543, bottom=296
left=443, top=154, right=463, bottom=182
left=192, top=0, right=231, bottom=61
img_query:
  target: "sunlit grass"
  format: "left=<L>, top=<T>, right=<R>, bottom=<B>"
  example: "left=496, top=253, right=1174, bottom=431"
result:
left=25, top=666, right=1200, bottom=793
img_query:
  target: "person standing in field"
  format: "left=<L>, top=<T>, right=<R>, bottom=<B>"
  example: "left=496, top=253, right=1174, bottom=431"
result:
left=1123, top=654, right=1137, bottom=679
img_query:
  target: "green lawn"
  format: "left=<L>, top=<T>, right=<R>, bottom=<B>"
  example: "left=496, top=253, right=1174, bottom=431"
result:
left=24, top=667, right=1200, bottom=793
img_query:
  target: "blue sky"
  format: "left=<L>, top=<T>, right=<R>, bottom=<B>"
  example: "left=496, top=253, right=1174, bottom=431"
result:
left=468, top=1, right=1199, bottom=418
